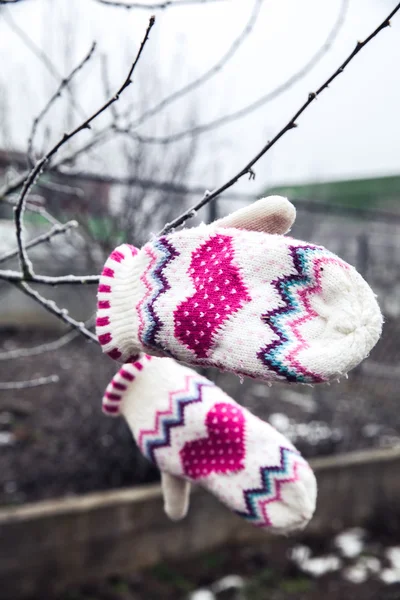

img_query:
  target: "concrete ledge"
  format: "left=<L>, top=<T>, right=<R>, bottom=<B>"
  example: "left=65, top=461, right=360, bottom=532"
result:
left=311, top=446, right=400, bottom=470
left=1, top=447, right=400, bottom=599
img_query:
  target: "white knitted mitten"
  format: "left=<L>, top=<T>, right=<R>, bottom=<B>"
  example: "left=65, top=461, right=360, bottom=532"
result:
left=97, top=196, right=382, bottom=384
left=103, top=355, right=317, bottom=534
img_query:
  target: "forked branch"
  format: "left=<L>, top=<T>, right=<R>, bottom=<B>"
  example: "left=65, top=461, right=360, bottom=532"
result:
left=160, top=2, right=400, bottom=235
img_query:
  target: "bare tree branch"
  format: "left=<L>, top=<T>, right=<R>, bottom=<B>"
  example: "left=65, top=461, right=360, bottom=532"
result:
left=27, top=42, right=97, bottom=167
left=0, top=221, right=78, bottom=265
left=0, top=171, right=30, bottom=201
left=0, top=375, right=59, bottom=390
left=0, top=317, right=95, bottom=360
left=0, top=1, right=398, bottom=352
left=0, top=0, right=350, bottom=209
left=131, top=0, right=264, bottom=129
left=100, top=54, right=119, bottom=122
left=0, top=270, right=99, bottom=285
left=0, top=0, right=259, bottom=202
left=0, top=143, right=248, bottom=208
left=0, top=8, right=87, bottom=120
left=13, top=16, right=155, bottom=280
left=53, top=169, right=256, bottom=198
left=0, top=17, right=156, bottom=347
left=37, top=178, right=84, bottom=199
left=12, top=281, right=97, bottom=342
left=3, top=0, right=344, bottom=170
left=24, top=203, right=62, bottom=227
left=130, top=0, right=349, bottom=144
left=159, top=1, right=400, bottom=235
left=0, top=0, right=33, bottom=4
left=93, top=0, right=226, bottom=9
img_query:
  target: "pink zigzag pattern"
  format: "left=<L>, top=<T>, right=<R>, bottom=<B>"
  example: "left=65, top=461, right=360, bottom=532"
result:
left=137, top=245, right=158, bottom=344
left=259, top=245, right=349, bottom=383
left=237, top=446, right=310, bottom=527
left=285, top=255, right=348, bottom=374
left=138, top=374, right=212, bottom=464
left=258, top=460, right=303, bottom=527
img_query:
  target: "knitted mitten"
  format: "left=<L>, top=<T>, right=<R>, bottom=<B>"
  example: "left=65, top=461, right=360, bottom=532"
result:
left=97, top=196, right=382, bottom=384
left=103, top=354, right=317, bottom=534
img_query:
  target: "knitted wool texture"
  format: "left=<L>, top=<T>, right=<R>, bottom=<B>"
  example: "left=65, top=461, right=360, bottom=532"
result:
left=96, top=196, right=383, bottom=384
left=103, top=354, right=317, bottom=534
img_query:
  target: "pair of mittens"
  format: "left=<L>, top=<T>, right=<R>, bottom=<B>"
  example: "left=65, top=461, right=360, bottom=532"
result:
left=103, top=354, right=317, bottom=534
left=97, top=196, right=382, bottom=385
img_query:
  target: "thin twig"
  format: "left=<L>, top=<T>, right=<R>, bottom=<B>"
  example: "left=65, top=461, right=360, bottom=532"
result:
left=7, top=0, right=345, bottom=170
left=0, top=221, right=78, bottom=265
left=0, top=0, right=339, bottom=203
left=132, top=0, right=264, bottom=129
left=0, top=316, right=95, bottom=360
left=24, top=204, right=62, bottom=227
left=100, top=54, right=119, bottom=122
left=0, top=192, right=62, bottom=225
left=159, top=2, right=400, bottom=235
left=0, top=270, right=99, bottom=285
left=27, top=42, right=97, bottom=167
left=0, top=8, right=87, bottom=120
left=13, top=16, right=155, bottom=281
left=0, top=171, right=29, bottom=201
left=51, top=168, right=257, bottom=198
left=38, top=178, right=84, bottom=198
left=131, top=0, right=349, bottom=143
left=93, top=0, right=225, bottom=9
left=13, top=281, right=97, bottom=342
left=0, top=168, right=83, bottom=204
left=0, top=375, right=59, bottom=390
left=0, top=0, right=32, bottom=4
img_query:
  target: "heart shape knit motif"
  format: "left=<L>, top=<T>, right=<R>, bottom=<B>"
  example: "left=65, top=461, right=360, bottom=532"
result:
left=174, top=234, right=251, bottom=358
left=180, top=402, right=246, bottom=480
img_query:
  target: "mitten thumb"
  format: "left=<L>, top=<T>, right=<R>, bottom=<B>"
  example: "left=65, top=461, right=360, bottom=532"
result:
left=161, top=472, right=191, bottom=521
left=209, top=195, right=296, bottom=235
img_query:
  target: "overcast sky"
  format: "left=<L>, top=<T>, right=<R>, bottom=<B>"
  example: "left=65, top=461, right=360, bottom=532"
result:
left=0, top=0, right=399, bottom=196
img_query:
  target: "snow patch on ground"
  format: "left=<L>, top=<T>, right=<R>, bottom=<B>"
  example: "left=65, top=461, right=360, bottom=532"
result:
left=335, top=528, right=366, bottom=559
left=290, top=545, right=341, bottom=577
left=343, top=557, right=381, bottom=584
left=189, top=590, right=215, bottom=600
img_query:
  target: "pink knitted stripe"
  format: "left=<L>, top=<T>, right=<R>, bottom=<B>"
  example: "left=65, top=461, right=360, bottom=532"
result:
left=113, top=382, right=127, bottom=391
left=97, top=244, right=140, bottom=362
left=102, top=267, right=115, bottom=278
left=98, top=284, right=111, bottom=294
left=96, top=316, right=110, bottom=327
left=120, top=369, right=135, bottom=382
left=133, top=361, right=143, bottom=371
left=99, top=333, right=112, bottom=346
left=98, top=300, right=110, bottom=310
left=110, top=250, right=125, bottom=263
left=103, top=404, right=119, bottom=414
left=105, top=392, right=121, bottom=401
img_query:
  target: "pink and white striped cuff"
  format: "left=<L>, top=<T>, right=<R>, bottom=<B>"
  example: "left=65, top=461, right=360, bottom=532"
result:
left=96, top=244, right=141, bottom=363
left=102, top=354, right=153, bottom=416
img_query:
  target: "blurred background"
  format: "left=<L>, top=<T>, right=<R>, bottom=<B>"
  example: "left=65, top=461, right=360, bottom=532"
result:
left=1, top=0, right=400, bottom=599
